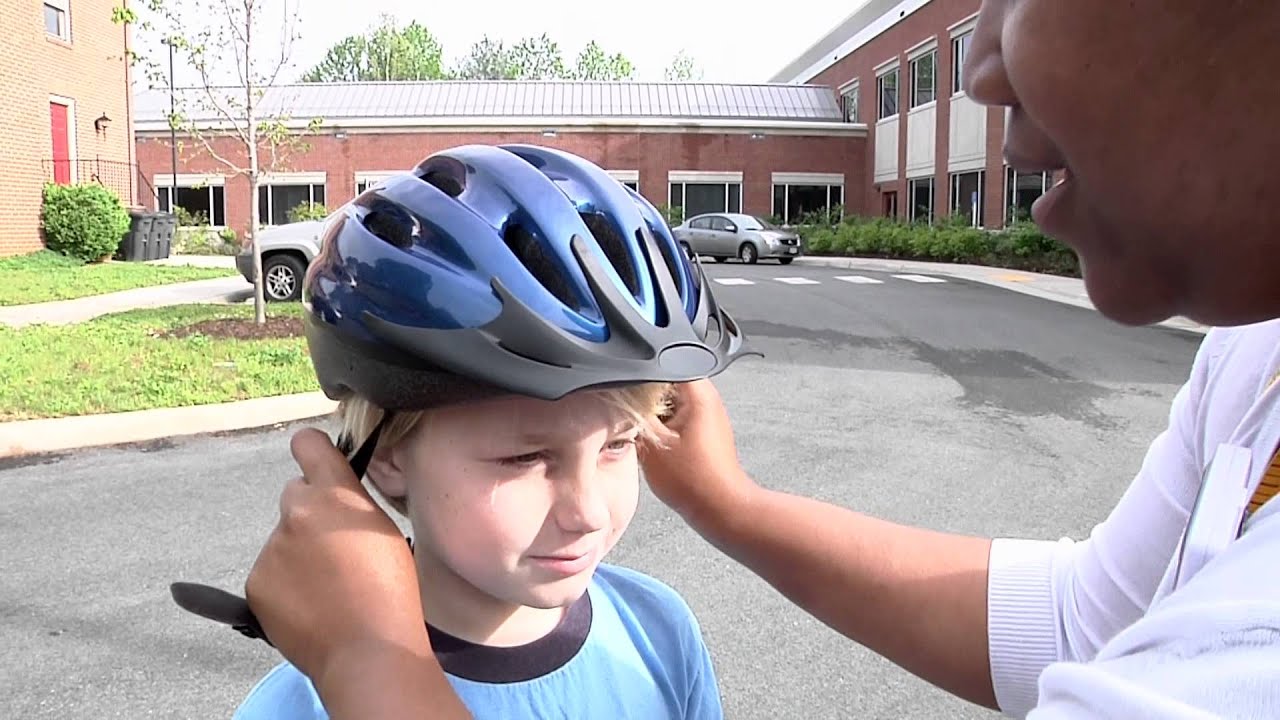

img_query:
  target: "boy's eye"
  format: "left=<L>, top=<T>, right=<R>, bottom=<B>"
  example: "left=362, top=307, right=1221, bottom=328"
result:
left=605, top=437, right=638, bottom=452
left=500, top=451, right=545, bottom=466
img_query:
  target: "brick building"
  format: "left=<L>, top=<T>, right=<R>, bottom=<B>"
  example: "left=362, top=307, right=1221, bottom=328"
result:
left=132, top=81, right=867, bottom=239
left=771, top=0, right=1052, bottom=228
left=0, top=0, right=138, bottom=256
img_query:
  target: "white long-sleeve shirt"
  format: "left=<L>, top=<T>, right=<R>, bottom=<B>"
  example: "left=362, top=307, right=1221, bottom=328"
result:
left=987, top=320, right=1280, bottom=719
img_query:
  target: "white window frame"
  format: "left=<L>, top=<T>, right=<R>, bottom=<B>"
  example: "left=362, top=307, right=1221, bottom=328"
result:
left=354, top=171, right=398, bottom=195
left=667, top=172, right=743, bottom=216
left=607, top=169, right=639, bottom=191
left=908, top=40, right=938, bottom=109
left=154, top=173, right=228, bottom=227
left=44, top=0, right=70, bottom=41
left=949, top=170, right=985, bottom=228
left=908, top=176, right=935, bottom=224
left=1004, top=166, right=1051, bottom=224
left=839, top=79, right=860, bottom=124
left=875, top=62, right=900, bottom=121
left=770, top=173, right=845, bottom=225
left=259, top=172, right=327, bottom=226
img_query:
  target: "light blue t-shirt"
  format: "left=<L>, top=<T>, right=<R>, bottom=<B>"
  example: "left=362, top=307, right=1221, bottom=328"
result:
left=232, top=564, right=722, bottom=719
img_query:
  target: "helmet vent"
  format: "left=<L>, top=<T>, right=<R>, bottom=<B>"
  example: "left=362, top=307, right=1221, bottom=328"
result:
left=361, top=199, right=418, bottom=249
left=579, top=212, right=639, bottom=297
left=503, top=223, right=579, bottom=309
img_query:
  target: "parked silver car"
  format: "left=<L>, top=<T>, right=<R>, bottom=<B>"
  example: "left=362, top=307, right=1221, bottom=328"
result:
left=670, top=212, right=803, bottom=264
left=234, top=220, right=325, bottom=301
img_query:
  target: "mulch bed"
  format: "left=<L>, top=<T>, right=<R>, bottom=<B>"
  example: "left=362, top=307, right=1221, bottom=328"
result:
left=161, top=315, right=304, bottom=340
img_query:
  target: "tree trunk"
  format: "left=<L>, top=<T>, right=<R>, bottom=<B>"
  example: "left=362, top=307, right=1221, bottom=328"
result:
left=246, top=7, right=266, bottom=325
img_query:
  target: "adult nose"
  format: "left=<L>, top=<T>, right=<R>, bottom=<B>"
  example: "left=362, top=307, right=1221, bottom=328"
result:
left=964, top=0, right=1017, bottom=108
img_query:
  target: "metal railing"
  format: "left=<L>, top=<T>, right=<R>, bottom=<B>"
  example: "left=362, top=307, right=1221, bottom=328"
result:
left=42, top=158, right=158, bottom=208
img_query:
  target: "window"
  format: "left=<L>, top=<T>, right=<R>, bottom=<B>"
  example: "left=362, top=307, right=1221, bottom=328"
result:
left=949, top=171, right=985, bottom=227
left=622, top=181, right=639, bottom=192
left=841, top=82, right=860, bottom=123
left=911, top=50, right=936, bottom=108
left=158, top=183, right=227, bottom=226
left=606, top=170, right=639, bottom=192
left=668, top=181, right=741, bottom=218
left=1004, top=167, right=1050, bottom=223
left=877, top=68, right=899, bottom=120
left=690, top=217, right=713, bottom=230
left=952, top=31, right=973, bottom=95
left=354, top=172, right=397, bottom=196
left=771, top=183, right=844, bottom=224
left=259, top=178, right=326, bottom=226
left=908, top=177, right=935, bottom=223
left=44, top=0, right=69, bottom=40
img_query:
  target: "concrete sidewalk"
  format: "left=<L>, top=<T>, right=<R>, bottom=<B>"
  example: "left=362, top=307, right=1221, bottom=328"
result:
left=794, top=256, right=1208, bottom=336
left=0, top=275, right=251, bottom=328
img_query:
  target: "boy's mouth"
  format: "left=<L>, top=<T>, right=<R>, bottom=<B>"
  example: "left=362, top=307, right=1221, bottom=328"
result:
left=527, top=549, right=597, bottom=576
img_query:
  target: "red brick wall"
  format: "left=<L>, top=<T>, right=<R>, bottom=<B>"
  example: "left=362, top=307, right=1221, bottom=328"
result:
left=136, top=128, right=866, bottom=239
left=0, top=0, right=135, bottom=256
left=809, top=0, right=1012, bottom=227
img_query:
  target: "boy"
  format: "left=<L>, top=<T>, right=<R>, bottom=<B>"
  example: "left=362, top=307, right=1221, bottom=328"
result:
left=233, top=383, right=724, bottom=719
left=226, top=141, right=750, bottom=718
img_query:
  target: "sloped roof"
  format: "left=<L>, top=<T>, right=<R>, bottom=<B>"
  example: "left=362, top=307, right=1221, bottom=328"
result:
left=132, top=80, right=847, bottom=129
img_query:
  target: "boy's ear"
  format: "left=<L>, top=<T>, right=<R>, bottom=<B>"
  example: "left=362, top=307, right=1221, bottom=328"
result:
left=366, top=443, right=409, bottom=501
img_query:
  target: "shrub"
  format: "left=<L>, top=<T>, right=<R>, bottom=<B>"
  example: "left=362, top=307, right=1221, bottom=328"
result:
left=793, top=213, right=1080, bottom=276
left=174, top=226, right=238, bottom=256
left=41, top=183, right=131, bottom=262
left=287, top=201, right=329, bottom=223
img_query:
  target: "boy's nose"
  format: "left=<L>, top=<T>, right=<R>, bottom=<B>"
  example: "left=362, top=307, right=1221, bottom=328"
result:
left=551, top=468, right=610, bottom=535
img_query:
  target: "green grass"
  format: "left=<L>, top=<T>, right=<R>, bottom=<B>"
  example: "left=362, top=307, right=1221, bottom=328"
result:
left=0, top=303, right=317, bottom=420
left=0, top=250, right=237, bottom=306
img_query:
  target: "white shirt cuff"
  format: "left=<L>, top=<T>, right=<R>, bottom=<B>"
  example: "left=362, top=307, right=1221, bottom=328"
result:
left=988, top=537, right=1064, bottom=718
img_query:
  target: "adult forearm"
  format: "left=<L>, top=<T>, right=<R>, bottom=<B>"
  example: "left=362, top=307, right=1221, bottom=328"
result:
left=692, top=483, right=998, bottom=710
left=315, top=643, right=473, bottom=720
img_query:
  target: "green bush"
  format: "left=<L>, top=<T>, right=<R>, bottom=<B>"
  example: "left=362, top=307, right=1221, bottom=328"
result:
left=793, top=214, right=1080, bottom=276
left=41, top=183, right=131, bottom=262
left=173, top=227, right=239, bottom=256
left=287, top=201, right=329, bottom=223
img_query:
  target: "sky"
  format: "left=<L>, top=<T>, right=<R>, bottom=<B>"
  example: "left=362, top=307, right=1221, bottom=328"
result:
left=134, top=0, right=864, bottom=88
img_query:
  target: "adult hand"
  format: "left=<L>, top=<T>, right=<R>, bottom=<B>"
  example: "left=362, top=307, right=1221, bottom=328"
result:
left=640, top=379, right=759, bottom=526
left=244, top=427, right=427, bottom=684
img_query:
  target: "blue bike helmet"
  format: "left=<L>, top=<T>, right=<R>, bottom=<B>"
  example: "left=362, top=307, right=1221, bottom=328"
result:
left=302, top=143, right=755, bottom=411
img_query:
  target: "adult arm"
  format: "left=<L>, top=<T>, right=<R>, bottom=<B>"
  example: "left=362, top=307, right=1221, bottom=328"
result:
left=245, top=429, right=473, bottom=720
left=640, top=333, right=1218, bottom=714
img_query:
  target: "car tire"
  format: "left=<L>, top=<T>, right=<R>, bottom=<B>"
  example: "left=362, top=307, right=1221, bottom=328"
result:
left=262, top=253, right=306, bottom=302
left=778, top=257, right=794, bottom=265
left=738, top=243, right=758, bottom=264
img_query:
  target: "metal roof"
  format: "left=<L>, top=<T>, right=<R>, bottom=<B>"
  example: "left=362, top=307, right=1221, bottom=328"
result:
left=132, top=80, right=845, bottom=127
left=769, top=0, right=932, bottom=84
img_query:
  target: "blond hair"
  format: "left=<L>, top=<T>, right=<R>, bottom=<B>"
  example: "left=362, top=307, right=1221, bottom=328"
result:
left=337, top=384, right=675, bottom=515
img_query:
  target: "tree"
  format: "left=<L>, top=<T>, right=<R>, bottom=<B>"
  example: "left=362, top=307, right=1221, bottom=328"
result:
left=302, top=14, right=446, bottom=82
left=451, top=34, right=634, bottom=81
left=114, top=0, right=321, bottom=324
left=663, top=49, right=703, bottom=81
left=572, top=40, right=635, bottom=80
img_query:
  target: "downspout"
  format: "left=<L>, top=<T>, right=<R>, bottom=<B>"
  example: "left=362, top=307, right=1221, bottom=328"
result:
left=122, top=0, right=137, bottom=206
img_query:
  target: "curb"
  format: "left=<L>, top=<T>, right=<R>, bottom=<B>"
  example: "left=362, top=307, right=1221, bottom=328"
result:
left=0, top=392, right=337, bottom=459
left=793, top=256, right=1209, bottom=336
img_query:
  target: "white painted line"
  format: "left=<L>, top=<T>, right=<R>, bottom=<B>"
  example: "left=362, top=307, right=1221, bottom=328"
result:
left=835, top=275, right=884, bottom=284
left=774, top=277, right=821, bottom=285
left=893, top=274, right=947, bottom=284
left=713, top=278, right=755, bottom=286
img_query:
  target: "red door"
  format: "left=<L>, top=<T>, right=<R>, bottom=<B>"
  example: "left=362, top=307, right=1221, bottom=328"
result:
left=49, top=102, right=71, bottom=184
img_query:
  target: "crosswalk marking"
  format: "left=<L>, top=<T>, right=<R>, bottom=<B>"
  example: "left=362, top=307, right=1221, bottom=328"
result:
left=834, top=275, right=884, bottom=284
left=893, top=274, right=947, bottom=284
left=713, top=278, right=755, bottom=286
left=774, top=277, right=821, bottom=285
